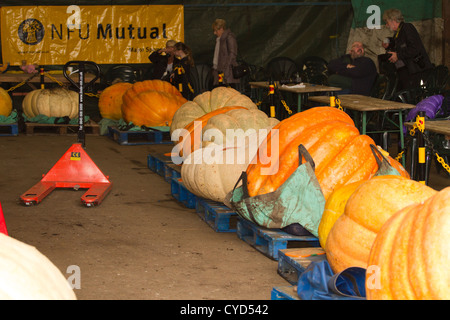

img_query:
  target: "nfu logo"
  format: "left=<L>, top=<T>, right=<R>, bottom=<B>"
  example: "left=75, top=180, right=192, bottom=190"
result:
left=18, top=18, right=44, bottom=45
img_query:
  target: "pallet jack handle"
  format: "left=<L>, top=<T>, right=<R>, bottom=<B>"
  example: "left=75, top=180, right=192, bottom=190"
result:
left=63, top=61, right=100, bottom=148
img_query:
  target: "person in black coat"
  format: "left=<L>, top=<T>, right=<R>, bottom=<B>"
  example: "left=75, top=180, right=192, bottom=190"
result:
left=148, top=40, right=177, bottom=81
left=382, top=8, right=433, bottom=90
left=327, top=41, right=378, bottom=96
left=170, top=42, right=195, bottom=100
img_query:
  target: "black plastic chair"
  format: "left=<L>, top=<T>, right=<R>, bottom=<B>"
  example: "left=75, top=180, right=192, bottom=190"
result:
left=265, top=57, right=300, bottom=82
left=422, top=65, right=449, bottom=96
left=300, top=56, right=328, bottom=85
left=102, top=65, right=139, bottom=86
left=370, top=74, right=387, bottom=99
left=189, top=63, right=213, bottom=97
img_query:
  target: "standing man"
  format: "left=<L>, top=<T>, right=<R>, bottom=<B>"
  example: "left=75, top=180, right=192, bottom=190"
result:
left=382, top=8, right=433, bottom=90
left=211, top=19, right=240, bottom=88
left=327, top=41, right=378, bottom=96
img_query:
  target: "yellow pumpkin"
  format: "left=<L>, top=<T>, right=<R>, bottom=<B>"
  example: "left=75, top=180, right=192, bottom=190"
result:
left=22, top=88, right=78, bottom=119
left=170, top=87, right=258, bottom=135
left=325, top=175, right=437, bottom=273
left=317, top=180, right=364, bottom=249
left=0, top=87, right=12, bottom=117
left=98, top=82, right=132, bottom=120
left=366, top=187, right=450, bottom=300
left=0, top=233, right=76, bottom=300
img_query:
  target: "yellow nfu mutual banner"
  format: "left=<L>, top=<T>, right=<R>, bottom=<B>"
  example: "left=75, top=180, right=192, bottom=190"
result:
left=1, top=5, right=184, bottom=65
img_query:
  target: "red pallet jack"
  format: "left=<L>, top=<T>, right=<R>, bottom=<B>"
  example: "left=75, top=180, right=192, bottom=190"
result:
left=20, top=61, right=112, bottom=207
left=0, top=202, right=8, bottom=235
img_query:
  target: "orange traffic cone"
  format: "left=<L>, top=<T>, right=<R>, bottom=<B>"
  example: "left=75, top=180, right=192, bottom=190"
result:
left=0, top=202, right=8, bottom=235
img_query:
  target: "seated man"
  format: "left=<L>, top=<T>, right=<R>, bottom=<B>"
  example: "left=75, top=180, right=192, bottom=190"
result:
left=327, top=41, right=377, bottom=96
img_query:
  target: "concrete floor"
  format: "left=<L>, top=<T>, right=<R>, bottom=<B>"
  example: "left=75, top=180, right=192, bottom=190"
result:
left=0, top=134, right=290, bottom=300
left=0, top=132, right=448, bottom=300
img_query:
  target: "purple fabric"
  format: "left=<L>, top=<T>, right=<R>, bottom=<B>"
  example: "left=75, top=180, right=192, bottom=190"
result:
left=406, top=95, right=444, bottom=122
left=403, top=95, right=444, bottom=134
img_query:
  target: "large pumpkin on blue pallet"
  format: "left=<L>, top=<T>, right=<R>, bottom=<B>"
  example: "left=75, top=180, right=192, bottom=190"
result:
left=245, top=107, right=409, bottom=201
left=22, top=88, right=78, bottom=119
left=121, top=80, right=187, bottom=127
left=325, top=175, right=437, bottom=274
left=0, top=87, right=12, bottom=117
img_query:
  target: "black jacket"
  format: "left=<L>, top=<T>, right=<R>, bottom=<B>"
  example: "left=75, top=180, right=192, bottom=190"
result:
left=328, top=54, right=378, bottom=96
left=170, top=57, right=193, bottom=100
left=393, top=22, right=433, bottom=75
left=148, top=51, right=171, bottom=80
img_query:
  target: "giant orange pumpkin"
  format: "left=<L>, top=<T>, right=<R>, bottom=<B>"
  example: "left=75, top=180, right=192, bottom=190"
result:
left=246, top=107, right=409, bottom=200
left=122, top=80, right=183, bottom=104
left=121, top=80, right=187, bottom=127
left=0, top=87, right=12, bottom=117
left=366, top=187, right=449, bottom=300
left=325, top=175, right=437, bottom=274
left=98, top=82, right=132, bottom=120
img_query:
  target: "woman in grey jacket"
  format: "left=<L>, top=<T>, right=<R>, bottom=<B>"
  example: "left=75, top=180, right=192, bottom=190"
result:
left=212, top=19, right=240, bottom=87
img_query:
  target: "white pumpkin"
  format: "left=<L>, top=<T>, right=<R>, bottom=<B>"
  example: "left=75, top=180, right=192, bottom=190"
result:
left=202, top=108, right=280, bottom=147
left=181, top=129, right=271, bottom=203
left=0, top=233, right=76, bottom=300
left=22, top=87, right=79, bottom=119
left=170, top=87, right=258, bottom=135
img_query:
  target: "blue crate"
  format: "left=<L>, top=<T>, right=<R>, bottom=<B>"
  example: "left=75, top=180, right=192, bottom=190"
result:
left=171, top=177, right=197, bottom=209
left=108, top=126, right=172, bottom=145
left=196, top=198, right=238, bottom=233
left=0, top=123, right=18, bottom=136
left=271, top=286, right=300, bottom=300
left=236, top=218, right=320, bottom=260
left=277, top=248, right=326, bottom=285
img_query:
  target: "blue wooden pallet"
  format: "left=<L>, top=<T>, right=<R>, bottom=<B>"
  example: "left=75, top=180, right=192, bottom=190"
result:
left=236, top=218, right=320, bottom=260
left=108, top=126, right=172, bottom=145
left=271, top=286, right=300, bottom=300
left=196, top=198, right=238, bottom=233
left=171, top=177, right=197, bottom=209
left=164, top=163, right=181, bottom=183
left=147, top=153, right=173, bottom=179
left=277, top=248, right=326, bottom=285
left=0, top=123, right=18, bottom=136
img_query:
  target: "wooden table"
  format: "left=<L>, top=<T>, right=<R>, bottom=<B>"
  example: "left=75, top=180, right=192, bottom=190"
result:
left=405, top=119, right=450, bottom=137
left=249, top=81, right=341, bottom=113
left=309, top=94, right=416, bottom=166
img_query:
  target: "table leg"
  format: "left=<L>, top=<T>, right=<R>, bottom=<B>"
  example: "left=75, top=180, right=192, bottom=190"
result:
left=398, top=110, right=406, bottom=167
left=362, top=111, right=367, bottom=135
left=297, top=94, right=302, bottom=113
